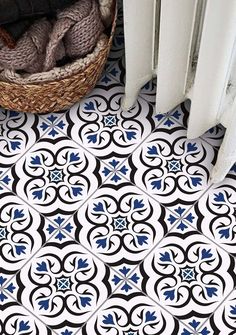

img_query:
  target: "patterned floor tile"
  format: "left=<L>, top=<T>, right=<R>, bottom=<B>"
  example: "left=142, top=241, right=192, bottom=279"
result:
left=128, top=118, right=217, bottom=209
left=166, top=101, right=190, bottom=128
left=164, top=100, right=225, bottom=149
left=99, top=155, right=132, bottom=184
left=0, top=297, right=53, bottom=335
left=80, top=285, right=184, bottom=335
left=106, top=54, right=126, bottom=85
left=0, top=108, right=40, bottom=171
left=0, top=188, right=48, bottom=274
left=136, top=224, right=236, bottom=329
left=15, top=240, right=115, bottom=333
left=200, top=124, right=225, bottom=149
left=70, top=180, right=170, bottom=267
left=180, top=321, right=214, bottom=335
left=38, top=112, right=67, bottom=139
left=1, top=4, right=236, bottom=333
left=206, top=289, right=236, bottom=335
left=107, top=55, right=158, bottom=108
left=8, top=133, right=102, bottom=217
left=105, top=26, right=124, bottom=71
left=62, top=75, right=158, bottom=160
left=0, top=171, right=12, bottom=191
left=0, top=271, right=17, bottom=304
left=192, top=174, right=236, bottom=256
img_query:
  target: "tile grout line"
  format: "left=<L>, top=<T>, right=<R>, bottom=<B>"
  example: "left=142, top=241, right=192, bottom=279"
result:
left=0, top=112, right=66, bottom=181
left=1, top=70, right=233, bottom=333
left=2, top=223, right=74, bottom=335
left=57, top=103, right=170, bottom=171
left=73, top=277, right=129, bottom=335
left=196, top=284, right=236, bottom=333
left=168, top=114, right=225, bottom=151
left=3, top=235, right=129, bottom=335
left=113, top=169, right=236, bottom=264
left=122, top=280, right=196, bottom=333
left=5, top=290, right=59, bottom=335
left=1, top=153, right=134, bottom=289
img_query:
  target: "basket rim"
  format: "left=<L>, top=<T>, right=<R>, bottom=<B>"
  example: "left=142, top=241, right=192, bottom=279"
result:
left=0, top=0, right=117, bottom=87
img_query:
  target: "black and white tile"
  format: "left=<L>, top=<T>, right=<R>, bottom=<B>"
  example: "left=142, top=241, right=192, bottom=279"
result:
left=0, top=4, right=235, bottom=334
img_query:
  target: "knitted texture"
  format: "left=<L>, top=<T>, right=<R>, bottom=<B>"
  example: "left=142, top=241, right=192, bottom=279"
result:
left=99, top=0, right=114, bottom=26
left=0, top=34, right=108, bottom=84
left=0, top=18, right=52, bottom=73
left=0, top=0, right=104, bottom=73
left=0, top=18, right=37, bottom=48
left=44, top=0, right=103, bottom=71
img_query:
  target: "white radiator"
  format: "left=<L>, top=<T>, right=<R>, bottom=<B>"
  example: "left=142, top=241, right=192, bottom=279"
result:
left=123, top=0, right=236, bottom=183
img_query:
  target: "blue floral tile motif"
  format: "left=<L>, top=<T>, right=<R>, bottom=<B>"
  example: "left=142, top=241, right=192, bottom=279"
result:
left=1, top=8, right=236, bottom=333
left=181, top=319, right=212, bottom=335
left=0, top=191, right=47, bottom=273
left=101, top=158, right=130, bottom=184
left=128, top=123, right=216, bottom=208
left=73, top=183, right=167, bottom=266
left=192, top=179, right=236, bottom=255
left=111, top=266, right=140, bottom=293
left=106, top=55, right=126, bottom=85
left=1, top=299, right=52, bottom=334
left=137, top=225, right=236, bottom=327
left=0, top=173, right=11, bottom=191
left=102, top=114, right=119, bottom=128
left=10, top=136, right=102, bottom=216
left=49, top=168, right=64, bottom=183
left=16, top=241, right=114, bottom=331
left=81, top=291, right=181, bottom=335
left=200, top=124, right=225, bottom=149
left=0, top=275, right=16, bottom=303
left=46, top=216, right=74, bottom=242
left=205, top=289, right=236, bottom=334
left=166, top=101, right=190, bottom=128
left=167, top=206, right=195, bottom=231
left=39, top=114, right=66, bottom=138
left=0, top=109, right=40, bottom=170
left=63, top=77, right=158, bottom=159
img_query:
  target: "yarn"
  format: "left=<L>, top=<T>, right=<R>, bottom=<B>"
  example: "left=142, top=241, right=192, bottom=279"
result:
left=0, top=0, right=104, bottom=74
left=0, top=34, right=108, bottom=84
left=99, top=0, right=114, bottom=27
left=0, top=18, right=52, bottom=73
left=44, top=0, right=104, bottom=71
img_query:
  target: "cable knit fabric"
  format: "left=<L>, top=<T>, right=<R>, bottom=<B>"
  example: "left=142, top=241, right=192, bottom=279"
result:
left=99, top=0, right=114, bottom=27
left=0, top=34, right=108, bottom=84
left=0, top=0, right=105, bottom=73
left=0, top=18, right=52, bottom=73
left=44, top=0, right=104, bottom=71
left=0, top=18, right=38, bottom=48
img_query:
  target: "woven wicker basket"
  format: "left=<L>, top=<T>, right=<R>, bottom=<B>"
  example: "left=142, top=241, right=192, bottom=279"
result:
left=0, top=1, right=117, bottom=113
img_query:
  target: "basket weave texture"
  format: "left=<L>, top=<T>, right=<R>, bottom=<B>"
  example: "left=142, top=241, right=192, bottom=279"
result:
left=0, top=1, right=116, bottom=113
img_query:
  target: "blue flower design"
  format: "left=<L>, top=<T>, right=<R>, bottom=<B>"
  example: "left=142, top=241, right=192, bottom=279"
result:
left=47, top=216, right=73, bottom=241
left=111, top=266, right=140, bottom=293
left=0, top=276, right=16, bottom=302
left=102, top=159, right=129, bottom=183
left=167, top=206, right=195, bottom=231
left=40, top=115, right=65, bottom=137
